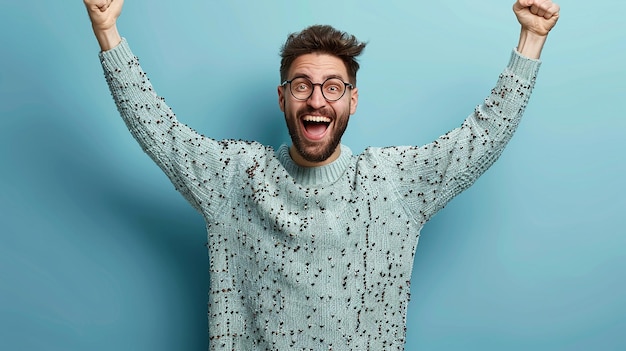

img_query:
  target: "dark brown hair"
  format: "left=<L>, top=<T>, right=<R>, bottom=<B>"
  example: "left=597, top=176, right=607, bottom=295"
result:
left=279, top=25, right=367, bottom=85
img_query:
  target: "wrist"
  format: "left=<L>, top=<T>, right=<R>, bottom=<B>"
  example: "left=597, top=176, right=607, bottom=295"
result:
left=516, top=29, right=548, bottom=60
left=93, top=24, right=122, bottom=52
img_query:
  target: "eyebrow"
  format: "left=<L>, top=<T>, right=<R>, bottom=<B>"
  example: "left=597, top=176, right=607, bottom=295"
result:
left=291, top=73, right=346, bottom=82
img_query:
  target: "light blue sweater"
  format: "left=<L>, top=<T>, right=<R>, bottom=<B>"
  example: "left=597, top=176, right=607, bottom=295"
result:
left=100, top=38, right=540, bottom=350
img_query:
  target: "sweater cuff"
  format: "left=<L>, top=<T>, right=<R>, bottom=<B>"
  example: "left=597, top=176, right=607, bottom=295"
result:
left=98, top=37, right=135, bottom=72
left=507, top=48, right=541, bottom=80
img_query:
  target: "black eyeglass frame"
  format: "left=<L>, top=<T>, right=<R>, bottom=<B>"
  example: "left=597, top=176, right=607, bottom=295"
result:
left=281, top=76, right=354, bottom=102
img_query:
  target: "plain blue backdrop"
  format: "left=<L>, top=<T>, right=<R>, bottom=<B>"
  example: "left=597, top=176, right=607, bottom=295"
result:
left=1, top=1, right=625, bottom=350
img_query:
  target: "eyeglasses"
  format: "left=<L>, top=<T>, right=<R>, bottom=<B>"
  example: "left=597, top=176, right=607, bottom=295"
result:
left=281, top=77, right=353, bottom=102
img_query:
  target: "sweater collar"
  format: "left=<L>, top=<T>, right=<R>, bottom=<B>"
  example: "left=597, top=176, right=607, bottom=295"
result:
left=276, top=144, right=352, bottom=187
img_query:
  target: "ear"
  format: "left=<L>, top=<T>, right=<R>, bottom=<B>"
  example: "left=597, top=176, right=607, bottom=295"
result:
left=349, top=87, right=358, bottom=115
left=278, top=85, right=285, bottom=112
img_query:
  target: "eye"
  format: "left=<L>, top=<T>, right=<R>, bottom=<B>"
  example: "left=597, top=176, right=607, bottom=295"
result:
left=326, top=85, right=340, bottom=92
left=323, top=79, right=344, bottom=96
left=291, top=78, right=312, bottom=92
left=295, top=83, right=310, bottom=92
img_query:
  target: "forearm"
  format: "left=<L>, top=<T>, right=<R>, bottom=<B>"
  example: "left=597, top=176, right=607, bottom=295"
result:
left=516, top=29, right=547, bottom=59
left=100, top=39, right=178, bottom=159
left=93, top=25, right=122, bottom=52
left=100, top=40, right=201, bottom=207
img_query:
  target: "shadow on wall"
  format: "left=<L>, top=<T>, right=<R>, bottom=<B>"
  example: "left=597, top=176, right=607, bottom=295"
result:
left=201, top=73, right=289, bottom=149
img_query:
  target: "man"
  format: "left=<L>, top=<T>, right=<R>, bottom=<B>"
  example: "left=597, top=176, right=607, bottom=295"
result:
left=83, top=0, right=560, bottom=349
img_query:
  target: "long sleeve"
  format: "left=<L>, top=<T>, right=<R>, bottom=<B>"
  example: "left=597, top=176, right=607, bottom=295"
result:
left=99, top=38, right=263, bottom=217
left=365, top=50, right=541, bottom=226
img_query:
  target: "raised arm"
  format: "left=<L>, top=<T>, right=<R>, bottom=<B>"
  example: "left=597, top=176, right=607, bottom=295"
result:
left=513, top=0, right=560, bottom=59
left=367, top=1, right=560, bottom=226
left=84, top=0, right=123, bottom=51
left=82, top=0, right=256, bottom=218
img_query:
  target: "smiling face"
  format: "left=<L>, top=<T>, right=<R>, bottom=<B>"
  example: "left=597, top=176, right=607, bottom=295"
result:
left=278, top=53, right=358, bottom=167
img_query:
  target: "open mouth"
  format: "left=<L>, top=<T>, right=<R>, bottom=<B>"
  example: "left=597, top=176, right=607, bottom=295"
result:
left=302, top=115, right=331, bottom=140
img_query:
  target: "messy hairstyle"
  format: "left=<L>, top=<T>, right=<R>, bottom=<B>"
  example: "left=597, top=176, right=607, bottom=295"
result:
left=279, top=25, right=367, bottom=85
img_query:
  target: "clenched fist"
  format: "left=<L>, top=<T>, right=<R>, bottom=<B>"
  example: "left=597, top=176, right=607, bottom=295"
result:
left=514, top=0, right=560, bottom=36
left=84, top=0, right=124, bottom=50
left=84, top=0, right=124, bottom=30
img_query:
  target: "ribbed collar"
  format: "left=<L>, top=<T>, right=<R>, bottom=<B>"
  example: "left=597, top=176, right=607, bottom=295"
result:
left=276, top=144, right=352, bottom=187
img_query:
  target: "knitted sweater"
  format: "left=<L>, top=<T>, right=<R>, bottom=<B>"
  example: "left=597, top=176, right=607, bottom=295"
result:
left=100, top=39, right=540, bottom=351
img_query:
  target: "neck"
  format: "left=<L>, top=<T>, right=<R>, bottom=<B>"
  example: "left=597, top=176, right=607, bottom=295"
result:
left=289, top=145, right=341, bottom=167
left=277, top=144, right=352, bottom=186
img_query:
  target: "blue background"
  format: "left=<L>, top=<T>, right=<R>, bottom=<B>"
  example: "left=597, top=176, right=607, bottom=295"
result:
left=1, top=1, right=625, bottom=350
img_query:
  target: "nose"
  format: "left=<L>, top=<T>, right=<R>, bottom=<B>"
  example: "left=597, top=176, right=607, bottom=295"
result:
left=307, top=84, right=327, bottom=109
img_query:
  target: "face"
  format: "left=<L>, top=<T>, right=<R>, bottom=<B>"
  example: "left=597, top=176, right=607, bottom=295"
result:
left=278, top=53, right=358, bottom=167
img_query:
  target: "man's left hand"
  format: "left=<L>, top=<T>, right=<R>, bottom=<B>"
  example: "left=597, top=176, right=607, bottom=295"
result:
left=513, top=0, right=560, bottom=37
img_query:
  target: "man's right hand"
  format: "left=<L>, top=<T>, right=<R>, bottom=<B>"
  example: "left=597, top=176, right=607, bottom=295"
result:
left=84, top=0, right=124, bottom=51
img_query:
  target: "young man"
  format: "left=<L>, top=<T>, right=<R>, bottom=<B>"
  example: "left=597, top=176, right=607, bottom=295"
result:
left=84, top=1, right=559, bottom=349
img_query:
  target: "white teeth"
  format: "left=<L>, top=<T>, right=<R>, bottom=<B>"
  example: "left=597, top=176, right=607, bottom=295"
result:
left=303, top=116, right=331, bottom=123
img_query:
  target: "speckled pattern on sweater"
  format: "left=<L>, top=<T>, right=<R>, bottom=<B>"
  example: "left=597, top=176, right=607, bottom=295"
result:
left=99, top=38, right=540, bottom=351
